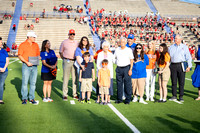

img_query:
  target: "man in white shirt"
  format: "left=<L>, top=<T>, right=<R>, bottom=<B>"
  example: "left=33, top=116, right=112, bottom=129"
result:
left=114, top=37, right=134, bottom=104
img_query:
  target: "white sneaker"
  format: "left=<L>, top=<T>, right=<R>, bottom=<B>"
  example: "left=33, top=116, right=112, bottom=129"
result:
left=146, top=98, right=149, bottom=101
left=139, top=98, right=148, bottom=104
left=150, top=97, right=155, bottom=101
left=43, top=98, right=48, bottom=102
left=132, top=96, right=138, bottom=102
left=47, top=97, right=53, bottom=102
left=122, top=96, right=126, bottom=100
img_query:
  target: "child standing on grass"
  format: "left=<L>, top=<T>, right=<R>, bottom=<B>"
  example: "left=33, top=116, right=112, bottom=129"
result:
left=98, top=59, right=110, bottom=105
left=79, top=52, right=95, bottom=104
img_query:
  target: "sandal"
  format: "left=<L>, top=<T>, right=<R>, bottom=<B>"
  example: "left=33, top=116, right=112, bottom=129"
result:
left=195, top=97, right=200, bottom=101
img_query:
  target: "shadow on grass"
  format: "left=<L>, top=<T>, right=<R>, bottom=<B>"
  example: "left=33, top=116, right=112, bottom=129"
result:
left=167, top=114, right=200, bottom=131
left=155, top=116, right=198, bottom=133
left=10, top=77, right=22, bottom=100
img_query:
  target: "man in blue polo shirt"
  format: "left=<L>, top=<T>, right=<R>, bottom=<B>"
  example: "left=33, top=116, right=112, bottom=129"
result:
left=126, top=34, right=136, bottom=50
left=168, top=34, right=192, bottom=102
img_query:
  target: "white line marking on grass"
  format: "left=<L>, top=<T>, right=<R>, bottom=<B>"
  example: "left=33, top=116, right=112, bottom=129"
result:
left=9, top=59, right=19, bottom=64
left=185, top=78, right=192, bottom=81
left=70, top=100, right=75, bottom=104
left=108, top=104, right=140, bottom=133
left=173, top=100, right=183, bottom=104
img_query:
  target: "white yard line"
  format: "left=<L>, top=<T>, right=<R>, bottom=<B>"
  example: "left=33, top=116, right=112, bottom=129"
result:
left=108, top=104, right=140, bottom=133
left=9, top=58, right=19, bottom=64
left=185, top=78, right=192, bottom=81
left=172, top=100, right=183, bottom=104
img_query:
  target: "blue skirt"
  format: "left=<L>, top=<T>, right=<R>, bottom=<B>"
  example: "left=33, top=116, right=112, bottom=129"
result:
left=191, top=64, right=200, bottom=88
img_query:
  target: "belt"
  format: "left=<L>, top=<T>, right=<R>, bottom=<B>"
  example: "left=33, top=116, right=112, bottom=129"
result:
left=117, top=65, right=130, bottom=68
left=171, top=62, right=182, bottom=64
left=64, top=58, right=75, bottom=61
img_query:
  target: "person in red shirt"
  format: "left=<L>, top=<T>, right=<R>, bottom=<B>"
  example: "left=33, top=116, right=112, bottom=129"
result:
left=30, top=3, right=33, bottom=7
left=35, top=18, right=39, bottom=23
left=12, top=23, right=16, bottom=32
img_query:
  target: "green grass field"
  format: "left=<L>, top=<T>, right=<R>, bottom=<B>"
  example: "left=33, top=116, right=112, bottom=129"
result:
left=0, top=58, right=200, bottom=133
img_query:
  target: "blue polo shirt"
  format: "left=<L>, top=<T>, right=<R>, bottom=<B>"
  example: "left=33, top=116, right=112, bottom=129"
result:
left=81, top=62, right=94, bottom=78
left=132, top=54, right=149, bottom=79
left=75, top=47, right=94, bottom=57
left=0, top=49, right=8, bottom=72
left=40, top=50, right=57, bottom=73
left=126, top=43, right=137, bottom=50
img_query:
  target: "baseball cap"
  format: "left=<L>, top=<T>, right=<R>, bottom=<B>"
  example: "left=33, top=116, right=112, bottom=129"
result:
left=128, top=34, right=134, bottom=39
left=27, top=31, right=37, bottom=38
left=69, top=29, right=75, bottom=34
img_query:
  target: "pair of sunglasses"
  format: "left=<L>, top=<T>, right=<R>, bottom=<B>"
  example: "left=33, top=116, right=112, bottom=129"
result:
left=102, top=62, right=108, bottom=65
left=136, top=47, right=142, bottom=49
left=70, top=33, right=75, bottom=35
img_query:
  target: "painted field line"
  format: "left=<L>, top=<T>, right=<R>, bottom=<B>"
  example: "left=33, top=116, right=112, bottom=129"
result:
left=108, top=104, right=140, bottom=133
left=172, top=100, right=183, bottom=104
left=9, top=58, right=19, bottom=64
left=185, top=78, right=192, bottom=81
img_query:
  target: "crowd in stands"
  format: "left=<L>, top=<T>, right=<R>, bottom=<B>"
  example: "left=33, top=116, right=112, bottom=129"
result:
left=53, top=4, right=83, bottom=14
left=24, top=24, right=34, bottom=30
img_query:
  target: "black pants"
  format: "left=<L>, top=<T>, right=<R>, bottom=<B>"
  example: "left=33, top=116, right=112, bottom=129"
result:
left=116, top=65, right=132, bottom=103
left=170, top=63, right=185, bottom=98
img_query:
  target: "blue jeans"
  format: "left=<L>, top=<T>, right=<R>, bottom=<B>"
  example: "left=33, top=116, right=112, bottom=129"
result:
left=21, top=63, right=38, bottom=100
left=0, top=71, right=8, bottom=100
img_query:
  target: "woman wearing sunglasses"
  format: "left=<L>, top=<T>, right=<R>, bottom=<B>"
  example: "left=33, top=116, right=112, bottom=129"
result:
left=132, top=44, right=149, bottom=104
left=157, top=43, right=170, bottom=103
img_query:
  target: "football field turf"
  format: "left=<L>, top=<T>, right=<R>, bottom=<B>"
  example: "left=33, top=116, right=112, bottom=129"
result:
left=0, top=58, right=200, bottom=133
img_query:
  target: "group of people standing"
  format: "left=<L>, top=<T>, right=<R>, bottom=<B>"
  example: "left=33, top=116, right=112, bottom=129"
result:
left=0, top=29, right=200, bottom=105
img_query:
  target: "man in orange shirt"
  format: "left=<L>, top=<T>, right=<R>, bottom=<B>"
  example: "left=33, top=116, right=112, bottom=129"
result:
left=18, top=31, right=40, bottom=105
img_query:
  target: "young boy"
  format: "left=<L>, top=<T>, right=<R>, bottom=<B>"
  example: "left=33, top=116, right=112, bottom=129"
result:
left=98, top=59, right=110, bottom=105
left=79, top=52, right=95, bottom=104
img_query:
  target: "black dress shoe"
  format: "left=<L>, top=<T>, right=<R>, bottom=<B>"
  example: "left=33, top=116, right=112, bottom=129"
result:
left=115, top=100, right=123, bottom=104
left=158, top=100, right=163, bottom=103
left=0, top=102, right=4, bottom=104
left=124, top=102, right=130, bottom=105
left=162, top=100, right=167, bottom=103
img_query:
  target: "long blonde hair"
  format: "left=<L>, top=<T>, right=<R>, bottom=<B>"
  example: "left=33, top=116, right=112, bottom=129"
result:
left=146, top=40, right=156, bottom=54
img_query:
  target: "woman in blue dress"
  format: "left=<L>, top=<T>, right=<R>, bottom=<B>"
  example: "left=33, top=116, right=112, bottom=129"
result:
left=191, top=45, right=200, bottom=100
left=132, top=43, right=149, bottom=104
left=40, top=40, right=57, bottom=102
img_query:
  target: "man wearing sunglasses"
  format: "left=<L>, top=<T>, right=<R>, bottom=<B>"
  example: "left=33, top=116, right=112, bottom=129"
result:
left=114, top=37, right=134, bottom=104
left=59, top=29, right=79, bottom=101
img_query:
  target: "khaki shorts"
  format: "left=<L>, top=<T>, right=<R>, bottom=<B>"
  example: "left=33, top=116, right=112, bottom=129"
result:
left=81, top=78, right=92, bottom=92
left=99, top=86, right=109, bottom=95
left=159, top=67, right=170, bottom=82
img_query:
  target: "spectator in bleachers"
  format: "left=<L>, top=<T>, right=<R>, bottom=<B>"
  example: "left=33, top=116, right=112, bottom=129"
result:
left=12, top=2, right=15, bottom=7
left=42, top=9, right=45, bottom=18
left=0, top=37, right=9, bottom=104
left=12, top=23, right=16, bottom=32
left=132, top=43, right=149, bottom=104
left=30, top=2, right=33, bottom=7
left=11, top=43, right=17, bottom=56
left=23, top=14, right=26, bottom=20
left=35, top=18, right=39, bottom=23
